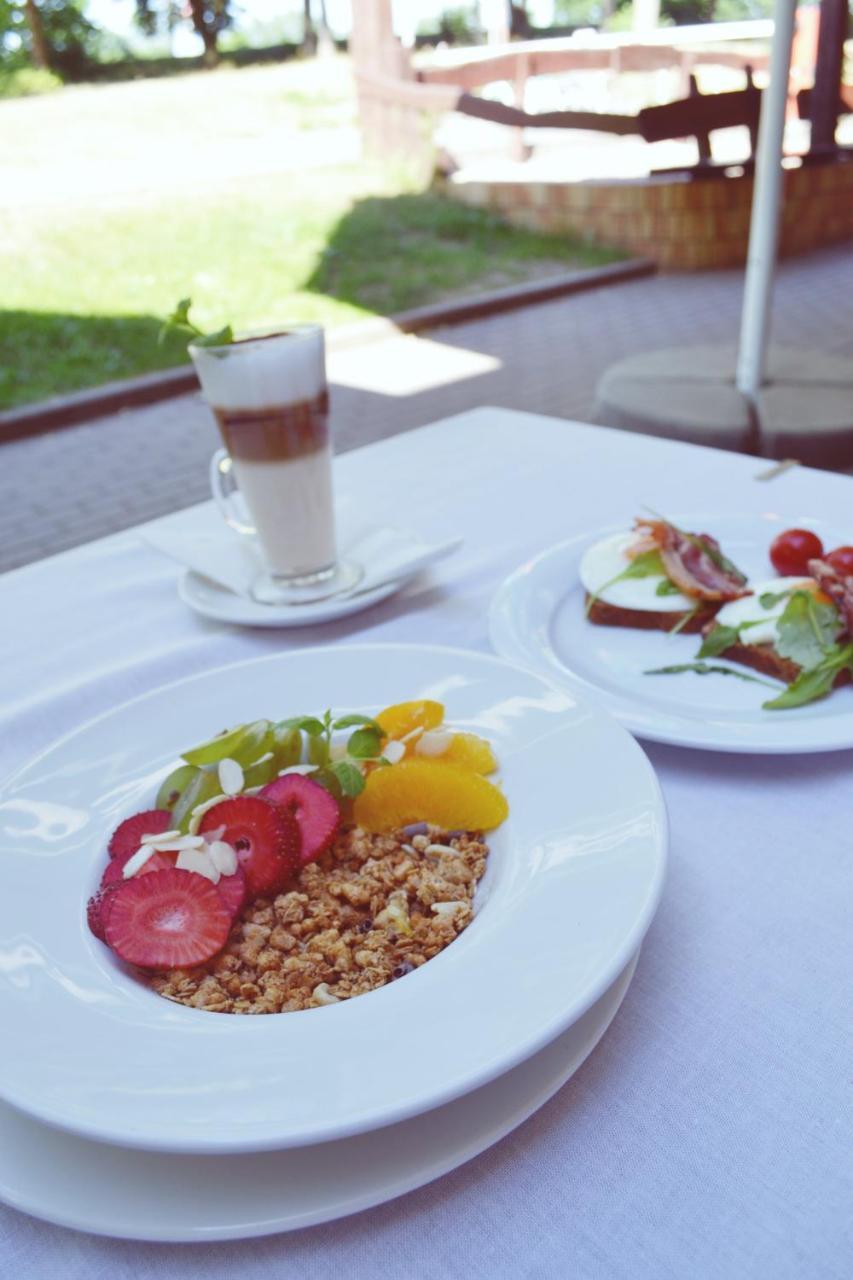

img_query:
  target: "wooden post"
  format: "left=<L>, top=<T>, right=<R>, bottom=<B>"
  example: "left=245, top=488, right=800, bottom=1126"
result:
left=809, top=0, right=847, bottom=152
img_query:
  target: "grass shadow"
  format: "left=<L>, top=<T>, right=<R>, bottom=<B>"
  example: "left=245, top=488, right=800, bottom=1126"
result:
left=0, top=312, right=189, bottom=410
left=304, top=190, right=622, bottom=316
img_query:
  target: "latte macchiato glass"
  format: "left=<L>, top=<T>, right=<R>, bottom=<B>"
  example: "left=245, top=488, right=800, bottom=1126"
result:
left=191, top=326, right=358, bottom=604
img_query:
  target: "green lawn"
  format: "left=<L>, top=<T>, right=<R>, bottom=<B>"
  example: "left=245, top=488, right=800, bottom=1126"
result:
left=0, top=59, right=620, bottom=410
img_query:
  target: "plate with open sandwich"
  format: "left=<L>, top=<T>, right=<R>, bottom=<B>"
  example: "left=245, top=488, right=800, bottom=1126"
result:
left=0, top=644, right=665, bottom=1156
left=489, top=514, right=853, bottom=754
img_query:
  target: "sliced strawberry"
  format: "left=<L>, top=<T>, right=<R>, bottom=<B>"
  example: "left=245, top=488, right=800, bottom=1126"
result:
left=101, top=847, right=175, bottom=889
left=259, top=774, right=340, bottom=866
left=104, top=868, right=231, bottom=970
left=86, top=883, right=120, bottom=942
left=216, top=866, right=247, bottom=920
left=199, top=797, right=299, bottom=899
left=107, top=809, right=171, bottom=860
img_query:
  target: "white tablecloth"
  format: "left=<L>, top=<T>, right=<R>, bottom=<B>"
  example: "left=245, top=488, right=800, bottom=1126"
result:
left=2, top=408, right=851, bottom=1279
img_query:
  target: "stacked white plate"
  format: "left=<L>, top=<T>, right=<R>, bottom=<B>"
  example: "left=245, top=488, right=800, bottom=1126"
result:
left=0, top=645, right=666, bottom=1241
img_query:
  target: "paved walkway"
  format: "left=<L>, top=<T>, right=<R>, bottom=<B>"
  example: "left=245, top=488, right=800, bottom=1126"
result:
left=4, top=244, right=852, bottom=575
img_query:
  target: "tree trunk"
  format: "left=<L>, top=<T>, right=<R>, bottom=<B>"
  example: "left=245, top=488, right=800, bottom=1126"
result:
left=188, top=0, right=220, bottom=67
left=24, top=0, right=52, bottom=71
left=302, top=0, right=318, bottom=55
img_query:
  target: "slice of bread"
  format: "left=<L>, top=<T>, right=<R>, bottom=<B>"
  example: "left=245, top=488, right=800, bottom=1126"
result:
left=713, top=640, right=852, bottom=689
left=586, top=595, right=719, bottom=635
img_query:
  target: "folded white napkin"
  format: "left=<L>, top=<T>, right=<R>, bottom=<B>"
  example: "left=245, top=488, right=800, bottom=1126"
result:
left=141, top=503, right=462, bottom=600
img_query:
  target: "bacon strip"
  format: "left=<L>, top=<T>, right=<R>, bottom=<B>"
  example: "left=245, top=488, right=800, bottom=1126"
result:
left=633, top=518, right=749, bottom=602
left=808, top=558, right=853, bottom=638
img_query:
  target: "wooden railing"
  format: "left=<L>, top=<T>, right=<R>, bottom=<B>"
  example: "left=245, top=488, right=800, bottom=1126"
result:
left=350, top=10, right=775, bottom=173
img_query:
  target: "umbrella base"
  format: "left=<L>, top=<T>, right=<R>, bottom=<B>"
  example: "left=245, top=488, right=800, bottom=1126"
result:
left=594, top=345, right=853, bottom=469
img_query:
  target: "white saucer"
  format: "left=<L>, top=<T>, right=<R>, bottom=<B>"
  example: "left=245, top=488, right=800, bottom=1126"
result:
left=179, top=568, right=404, bottom=627
left=0, top=952, right=637, bottom=1242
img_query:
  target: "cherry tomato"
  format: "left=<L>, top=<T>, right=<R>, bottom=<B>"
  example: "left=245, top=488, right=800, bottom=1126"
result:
left=826, top=546, right=853, bottom=577
left=769, top=528, right=824, bottom=577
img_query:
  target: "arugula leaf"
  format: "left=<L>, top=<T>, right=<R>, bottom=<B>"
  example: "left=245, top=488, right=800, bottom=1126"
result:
left=758, top=588, right=793, bottom=609
left=763, top=643, right=853, bottom=710
left=774, top=591, right=842, bottom=671
left=586, top=549, right=670, bottom=615
left=655, top=579, right=681, bottom=597
left=645, top=662, right=778, bottom=688
left=329, top=760, right=366, bottom=797
left=668, top=604, right=699, bottom=636
left=346, top=727, right=384, bottom=759
left=332, top=714, right=383, bottom=733
left=279, top=716, right=326, bottom=737
left=697, top=624, right=740, bottom=658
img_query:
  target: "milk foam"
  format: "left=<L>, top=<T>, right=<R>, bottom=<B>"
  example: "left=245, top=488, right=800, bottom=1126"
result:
left=191, top=327, right=325, bottom=412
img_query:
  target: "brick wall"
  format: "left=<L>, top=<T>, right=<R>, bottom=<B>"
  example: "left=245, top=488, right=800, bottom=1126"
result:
left=448, top=158, right=853, bottom=269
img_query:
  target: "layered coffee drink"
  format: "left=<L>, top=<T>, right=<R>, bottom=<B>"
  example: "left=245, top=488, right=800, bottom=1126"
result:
left=191, top=325, right=343, bottom=597
left=213, top=389, right=334, bottom=579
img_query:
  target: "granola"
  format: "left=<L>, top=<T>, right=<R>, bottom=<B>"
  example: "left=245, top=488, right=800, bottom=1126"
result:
left=149, top=825, right=488, bottom=1014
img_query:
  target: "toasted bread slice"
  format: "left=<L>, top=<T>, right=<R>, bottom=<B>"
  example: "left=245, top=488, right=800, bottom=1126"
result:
left=586, top=595, right=720, bottom=635
left=714, top=641, right=852, bottom=689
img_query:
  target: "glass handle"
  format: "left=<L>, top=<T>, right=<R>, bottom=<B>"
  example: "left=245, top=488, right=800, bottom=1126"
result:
left=209, top=448, right=256, bottom=537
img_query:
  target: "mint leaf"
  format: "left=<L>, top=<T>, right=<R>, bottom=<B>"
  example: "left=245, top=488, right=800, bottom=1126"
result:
left=192, top=324, right=234, bottom=348
left=347, top=727, right=383, bottom=759
left=645, top=662, right=777, bottom=688
left=158, top=297, right=234, bottom=349
left=774, top=591, right=842, bottom=671
left=329, top=760, right=365, bottom=797
left=311, top=767, right=343, bottom=801
left=656, top=578, right=681, bottom=596
left=332, top=714, right=383, bottom=733
left=698, top=624, right=740, bottom=658
left=764, top=643, right=853, bottom=709
left=279, top=716, right=326, bottom=737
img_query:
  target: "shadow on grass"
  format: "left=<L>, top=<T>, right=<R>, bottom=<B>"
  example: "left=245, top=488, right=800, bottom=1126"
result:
left=304, top=190, right=621, bottom=317
left=0, top=311, right=189, bottom=410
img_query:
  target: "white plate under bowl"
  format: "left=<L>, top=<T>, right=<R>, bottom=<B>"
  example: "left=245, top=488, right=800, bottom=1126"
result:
left=0, top=951, right=638, bottom=1242
left=179, top=568, right=403, bottom=627
left=0, top=644, right=665, bottom=1153
left=490, top=513, right=853, bottom=754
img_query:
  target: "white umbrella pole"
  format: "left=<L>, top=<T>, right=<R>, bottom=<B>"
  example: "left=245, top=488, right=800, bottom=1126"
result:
left=735, top=0, right=798, bottom=404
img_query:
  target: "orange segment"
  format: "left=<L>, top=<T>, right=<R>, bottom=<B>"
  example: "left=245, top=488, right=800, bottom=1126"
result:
left=376, top=699, right=444, bottom=744
left=353, top=759, right=508, bottom=833
left=442, top=733, right=498, bottom=775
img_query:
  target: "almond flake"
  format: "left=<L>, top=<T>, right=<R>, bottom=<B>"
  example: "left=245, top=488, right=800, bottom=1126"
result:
left=218, top=758, right=244, bottom=796
left=415, top=730, right=452, bottom=758
left=140, top=829, right=180, bottom=845
left=383, top=740, right=406, bottom=765
left=208, top=840, right=238, bottom=876
left=188, top=793, right=226, bottom=835
left=176, top=847, right=220, bottom=884
left=277, top=764, right=318, bottom=777
left=152, top=835, right=206, bottom=852
left=122, top=845, right=158, bottom=878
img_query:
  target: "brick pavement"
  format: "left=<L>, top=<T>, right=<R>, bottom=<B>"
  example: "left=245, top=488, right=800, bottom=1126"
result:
left=3, top=244, right=852, bottom=575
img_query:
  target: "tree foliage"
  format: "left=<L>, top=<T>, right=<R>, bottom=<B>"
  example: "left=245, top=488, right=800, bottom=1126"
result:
left=0, top=0, right=96, bottom=74
left=132, top=0, right=234, bottom=66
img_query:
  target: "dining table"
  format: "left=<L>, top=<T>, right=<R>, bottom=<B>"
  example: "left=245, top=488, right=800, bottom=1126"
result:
left=1, top=405, right=851, bottom=1279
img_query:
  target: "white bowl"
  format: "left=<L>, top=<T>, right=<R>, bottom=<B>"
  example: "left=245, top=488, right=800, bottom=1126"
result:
left=0, top=644, right=666, bottom=1153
